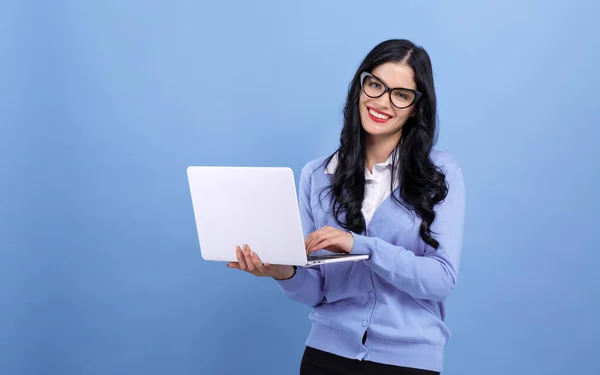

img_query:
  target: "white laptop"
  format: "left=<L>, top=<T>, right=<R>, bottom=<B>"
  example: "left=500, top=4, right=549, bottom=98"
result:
left=186, top=166, right=369, bottom=267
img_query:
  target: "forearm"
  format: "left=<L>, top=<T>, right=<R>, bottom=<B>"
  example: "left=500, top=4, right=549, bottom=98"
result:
left=352, top=234, right=457, bottom=301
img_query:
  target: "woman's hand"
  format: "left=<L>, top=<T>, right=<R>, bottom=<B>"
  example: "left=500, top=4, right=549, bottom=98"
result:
left=305, top=226, right=354, bottom=255
left=227, top=244, right=295, bottom=280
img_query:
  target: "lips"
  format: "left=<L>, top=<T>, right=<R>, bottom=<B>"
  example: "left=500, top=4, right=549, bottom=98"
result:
left=367, top=106, right=392, bottom=123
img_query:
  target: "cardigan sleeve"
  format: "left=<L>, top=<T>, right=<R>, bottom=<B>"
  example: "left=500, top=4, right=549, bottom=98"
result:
left=351, top=158, right=466, bottom=302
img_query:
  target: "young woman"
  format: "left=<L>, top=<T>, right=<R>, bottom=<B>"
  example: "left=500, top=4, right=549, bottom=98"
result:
left=228, top=39, right=466, bottom=375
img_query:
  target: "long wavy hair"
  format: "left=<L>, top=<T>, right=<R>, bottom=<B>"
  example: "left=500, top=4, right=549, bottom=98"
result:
left=324, top=39, right=448, bottom=249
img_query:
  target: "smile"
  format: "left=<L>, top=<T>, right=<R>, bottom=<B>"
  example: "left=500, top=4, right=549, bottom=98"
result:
left=367, top=107, right=392, bottom=123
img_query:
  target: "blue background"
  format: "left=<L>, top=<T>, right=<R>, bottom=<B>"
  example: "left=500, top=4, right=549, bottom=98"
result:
left=2, top=0, right=599, bottom=374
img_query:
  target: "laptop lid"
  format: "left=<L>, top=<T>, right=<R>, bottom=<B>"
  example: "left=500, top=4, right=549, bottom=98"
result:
left=186, top=166, right=309, bottom=266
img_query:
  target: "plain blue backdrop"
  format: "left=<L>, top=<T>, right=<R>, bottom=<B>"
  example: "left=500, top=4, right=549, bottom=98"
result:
left=1, top=0, right=599, bottom=374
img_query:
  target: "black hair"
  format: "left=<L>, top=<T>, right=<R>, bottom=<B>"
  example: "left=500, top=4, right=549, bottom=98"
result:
left=324, top=39, right=448, bottom=249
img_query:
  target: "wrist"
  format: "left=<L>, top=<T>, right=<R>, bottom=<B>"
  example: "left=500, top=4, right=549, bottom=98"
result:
left=348, top=232, right=371, bottom=256
left=346, top=231, right=355, bottom=253
left=274, top=266, right=296, bottom=280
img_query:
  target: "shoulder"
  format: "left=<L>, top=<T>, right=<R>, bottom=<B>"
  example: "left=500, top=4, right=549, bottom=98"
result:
left=300, top=154, right=332, bottom=178
left=430, top=149, right=462, bottom=174
left=297, top=154, right=334, bottom=193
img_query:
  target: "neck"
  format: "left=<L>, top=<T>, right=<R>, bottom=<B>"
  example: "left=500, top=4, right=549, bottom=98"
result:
left=364, top=132, right=401, bottom=172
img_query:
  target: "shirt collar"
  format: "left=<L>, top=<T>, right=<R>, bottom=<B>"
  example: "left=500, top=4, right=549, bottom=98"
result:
left=324, top=151, right=395, bottom=175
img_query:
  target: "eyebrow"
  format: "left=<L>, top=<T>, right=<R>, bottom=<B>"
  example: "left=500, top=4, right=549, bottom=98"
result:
left=371, top=72, right=415, bottom=91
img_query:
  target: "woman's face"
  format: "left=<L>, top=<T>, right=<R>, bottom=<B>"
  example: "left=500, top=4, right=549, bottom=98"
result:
left=358, top=62, right=418, bottom=140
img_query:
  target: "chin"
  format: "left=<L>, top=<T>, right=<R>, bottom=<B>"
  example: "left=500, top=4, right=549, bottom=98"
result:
left=360, top=116, right=391, bottom=136
left=362, top=122, right=384, bottom=136
left=361, top=112, right=407, bottom=139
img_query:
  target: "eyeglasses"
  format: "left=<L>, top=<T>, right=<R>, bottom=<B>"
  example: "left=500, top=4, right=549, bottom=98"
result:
left=360, top=72, right=422, bottom=109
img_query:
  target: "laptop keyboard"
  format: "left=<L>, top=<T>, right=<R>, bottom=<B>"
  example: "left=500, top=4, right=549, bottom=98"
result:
left=307, top=254, right=352, bottom=261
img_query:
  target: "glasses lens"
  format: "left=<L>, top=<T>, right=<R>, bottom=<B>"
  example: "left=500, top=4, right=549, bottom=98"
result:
left=390, top=89, right=416, bottom=108
left=362, top=75, right=384, bottom=98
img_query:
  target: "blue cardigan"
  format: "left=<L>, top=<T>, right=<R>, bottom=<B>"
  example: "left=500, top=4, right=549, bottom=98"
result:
left=276, top=150, right=466, bottom=372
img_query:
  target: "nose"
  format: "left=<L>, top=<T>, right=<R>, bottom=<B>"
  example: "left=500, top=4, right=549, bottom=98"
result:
left=372, top=91, right=392, bottom=109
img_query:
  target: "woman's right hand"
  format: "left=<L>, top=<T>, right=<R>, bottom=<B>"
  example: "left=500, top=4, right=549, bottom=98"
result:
left=227, top=244, right=296, bottom=280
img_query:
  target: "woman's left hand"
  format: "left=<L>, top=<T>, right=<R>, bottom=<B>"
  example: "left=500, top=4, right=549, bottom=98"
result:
left=305, top=226, right=354, bottom=255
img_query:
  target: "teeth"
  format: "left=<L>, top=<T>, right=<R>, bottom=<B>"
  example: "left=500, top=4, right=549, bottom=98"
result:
left=369, top=108, right=390, bottom=120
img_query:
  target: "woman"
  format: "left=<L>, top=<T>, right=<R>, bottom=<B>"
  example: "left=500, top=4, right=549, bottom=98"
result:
left=228, top=39, right=466, bottom=375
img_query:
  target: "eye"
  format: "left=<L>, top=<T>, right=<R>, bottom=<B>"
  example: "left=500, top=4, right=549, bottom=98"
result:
left=394, top=91, right=410, bottom=100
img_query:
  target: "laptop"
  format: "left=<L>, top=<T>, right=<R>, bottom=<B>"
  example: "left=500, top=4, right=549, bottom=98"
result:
left=186, top=166, right=369, bottom=267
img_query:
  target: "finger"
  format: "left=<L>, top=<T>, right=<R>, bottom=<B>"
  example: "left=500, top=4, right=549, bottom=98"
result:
left=243, top=245, right=255, bottom=272
left=304, top=232, right=315, bottom=250
left=308, top=232, right=335, bottom=252
left=305, top=227, right=325, bottom=248
left=250, top=252, right=267, bottom=274
left=312, top=232, right=348, bottom=253
left=306, top=236, right=323, bottom=253
left=313, top=238, right=343, bottom=253
left=236, top=246, right=248, bottom=270
left=227, top=262, right=241, bottom=269
left=305, top=231, right=324, bottom=252
left=306, top=227, right=338, bottom=252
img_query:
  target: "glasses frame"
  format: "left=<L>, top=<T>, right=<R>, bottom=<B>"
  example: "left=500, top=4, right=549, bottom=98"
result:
left=360, top=71, right=422, bottom=109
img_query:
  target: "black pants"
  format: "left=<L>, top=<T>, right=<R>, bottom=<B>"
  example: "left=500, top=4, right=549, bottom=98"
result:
left=300, top=346, right=440, bottom=375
